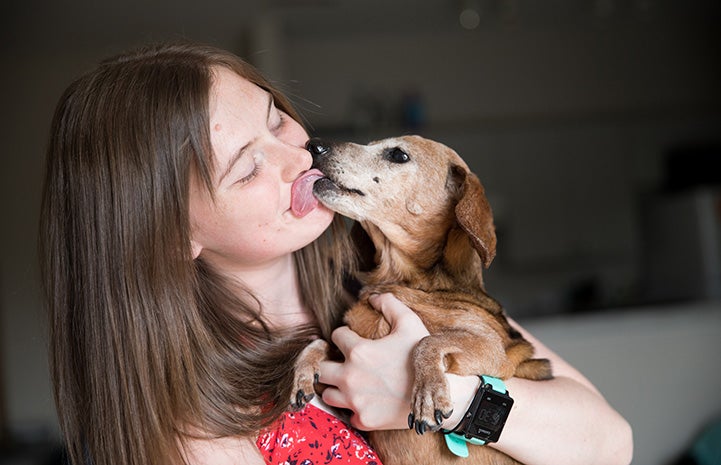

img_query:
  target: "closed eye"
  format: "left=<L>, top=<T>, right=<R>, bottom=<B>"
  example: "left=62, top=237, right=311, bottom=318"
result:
left=271, top=109, right=289, bottom=133
left=236, top=161, right=261, bottom=185
left=268, top=94, right=291, bottom=134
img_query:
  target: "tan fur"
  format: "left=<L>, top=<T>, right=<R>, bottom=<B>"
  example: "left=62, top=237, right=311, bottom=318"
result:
left=295, top=135, right=552, bottom=465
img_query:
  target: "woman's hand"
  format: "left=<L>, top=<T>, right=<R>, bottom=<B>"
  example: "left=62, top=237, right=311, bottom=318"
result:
left=317, top=296, right=633, bottom=465
left=318, top=293, right=429, bottom=430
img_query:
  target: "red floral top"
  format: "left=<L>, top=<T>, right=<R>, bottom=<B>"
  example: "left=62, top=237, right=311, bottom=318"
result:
left=256, top=403, right=382, bottom=465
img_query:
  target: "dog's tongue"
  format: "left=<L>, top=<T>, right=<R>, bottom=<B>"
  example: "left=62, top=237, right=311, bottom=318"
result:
left=291, top=169, right=325, bottom=217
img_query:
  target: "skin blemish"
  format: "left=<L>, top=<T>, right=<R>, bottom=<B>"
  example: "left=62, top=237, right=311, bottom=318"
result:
left=214, top=123, right=222, bottom=132
left=406, top=200, right=423, bottom=215
left=373, top=177, right=380, bottom=183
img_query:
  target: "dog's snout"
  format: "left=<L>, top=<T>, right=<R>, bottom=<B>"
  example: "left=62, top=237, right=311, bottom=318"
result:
left=306, top=138, right=330, bottom=158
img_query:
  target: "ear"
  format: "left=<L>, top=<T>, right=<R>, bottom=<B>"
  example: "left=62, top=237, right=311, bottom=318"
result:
left=450, top=165, right=497, bottom=268
left=190, top=239, right=203, bottom=259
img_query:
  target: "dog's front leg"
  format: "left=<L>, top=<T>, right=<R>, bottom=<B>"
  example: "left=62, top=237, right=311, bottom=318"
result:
left=290, top=338, right=329, bottom=410
left=409, top=328, right=515, bottom=433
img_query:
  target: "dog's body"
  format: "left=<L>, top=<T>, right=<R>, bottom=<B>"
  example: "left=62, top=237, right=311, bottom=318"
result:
left=294, top=135, right=552, bottom=465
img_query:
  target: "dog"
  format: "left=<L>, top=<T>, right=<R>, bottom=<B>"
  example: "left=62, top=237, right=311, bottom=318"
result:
left=293, top=135, right=552, bottom=465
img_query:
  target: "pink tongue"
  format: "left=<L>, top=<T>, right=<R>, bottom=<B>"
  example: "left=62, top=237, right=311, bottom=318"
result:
left=291, top=169, right=325, bottom=217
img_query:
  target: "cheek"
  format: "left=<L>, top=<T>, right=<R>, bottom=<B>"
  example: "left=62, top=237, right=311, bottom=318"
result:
left=190, top=198, right=255, bottom=249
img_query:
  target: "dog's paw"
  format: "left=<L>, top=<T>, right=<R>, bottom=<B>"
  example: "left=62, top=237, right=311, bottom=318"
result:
left=408, top=371, right=453, bottom=435
left=290, top=339, right=329, bottom=410
left=291, top=381, right=317, bottom=411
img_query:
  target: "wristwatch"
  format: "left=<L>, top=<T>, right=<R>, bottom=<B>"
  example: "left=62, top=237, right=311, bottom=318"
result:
left=443, top=375, right=514, bottom=458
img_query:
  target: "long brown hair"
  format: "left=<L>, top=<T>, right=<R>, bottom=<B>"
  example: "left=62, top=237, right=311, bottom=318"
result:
left=39, top=42, right=354, bottom=465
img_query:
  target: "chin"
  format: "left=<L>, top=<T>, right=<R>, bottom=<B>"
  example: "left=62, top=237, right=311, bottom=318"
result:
left=292, top=205, right=335, bottom=241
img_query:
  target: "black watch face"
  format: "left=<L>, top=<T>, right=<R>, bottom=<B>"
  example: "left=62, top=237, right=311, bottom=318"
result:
left=470, top=390, right=513, bottom=440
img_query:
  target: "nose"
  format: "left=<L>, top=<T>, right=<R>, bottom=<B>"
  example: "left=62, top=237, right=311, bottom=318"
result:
left=278, top=139, right=314, bottom=183
left=306, top=138, right=330, bottom=158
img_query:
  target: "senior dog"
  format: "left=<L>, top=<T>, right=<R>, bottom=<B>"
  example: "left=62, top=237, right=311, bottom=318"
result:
left=293, top=135, right=552, bottom=465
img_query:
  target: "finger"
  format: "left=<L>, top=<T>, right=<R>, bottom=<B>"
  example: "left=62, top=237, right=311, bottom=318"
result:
left=321, top=386, right=349, bottom=410
left=317, top=359, right=343, bottom=387
left=330, top=325, right=363, bottom=355
left=369, top=293, right=428, bottom=336
left=368, top=293, right=405, bottom=324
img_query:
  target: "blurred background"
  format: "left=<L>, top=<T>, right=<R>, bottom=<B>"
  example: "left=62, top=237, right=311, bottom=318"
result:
left=1, top=0, right=720, bottom=464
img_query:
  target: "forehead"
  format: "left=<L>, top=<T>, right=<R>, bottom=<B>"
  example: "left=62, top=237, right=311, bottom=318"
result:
left=208, top=67, right=267, bottom=123
left=372, top=136, right=468, bottom=169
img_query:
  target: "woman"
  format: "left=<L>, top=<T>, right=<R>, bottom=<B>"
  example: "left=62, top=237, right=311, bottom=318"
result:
left=39, top=42, right=632, bottom=465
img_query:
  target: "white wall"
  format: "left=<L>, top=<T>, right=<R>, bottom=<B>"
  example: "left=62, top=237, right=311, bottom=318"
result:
left=523, top=301, right=721, bottom=465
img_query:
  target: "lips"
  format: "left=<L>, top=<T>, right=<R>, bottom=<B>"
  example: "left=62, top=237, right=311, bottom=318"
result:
left=290, top=169, right=325, bottom=217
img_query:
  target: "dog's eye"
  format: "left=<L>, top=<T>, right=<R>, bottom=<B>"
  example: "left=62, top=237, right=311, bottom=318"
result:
left=387, top=147, right=410, bottom=164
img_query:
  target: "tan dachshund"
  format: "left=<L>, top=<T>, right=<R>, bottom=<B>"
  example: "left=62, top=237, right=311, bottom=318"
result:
left=293, top=135, right=552, bottom=465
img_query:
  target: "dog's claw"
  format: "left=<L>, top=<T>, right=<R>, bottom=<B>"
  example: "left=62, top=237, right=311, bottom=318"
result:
left=415, top=420, right=429, bottom=435
left=434, top=408, right=453, bottom=425
left=408, top=406, right=453, bottom=433
left=314, top=372, right=320, bottom=384
left=292, top=389, right=314, bottom=410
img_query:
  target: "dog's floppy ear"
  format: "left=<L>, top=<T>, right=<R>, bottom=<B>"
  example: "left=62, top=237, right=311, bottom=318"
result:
left=449, top=165, right=497, bottom=268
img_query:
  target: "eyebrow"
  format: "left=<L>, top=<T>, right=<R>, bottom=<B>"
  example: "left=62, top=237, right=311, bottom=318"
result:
left=217, top=93, right=274, bottom=184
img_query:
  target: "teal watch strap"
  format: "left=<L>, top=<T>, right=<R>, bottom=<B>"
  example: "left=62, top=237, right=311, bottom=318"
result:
left=443, top=375, right=509, bottom=458
left=480, top=375, right=507, bottom=394
left=444, top=431, right=486, bottom=457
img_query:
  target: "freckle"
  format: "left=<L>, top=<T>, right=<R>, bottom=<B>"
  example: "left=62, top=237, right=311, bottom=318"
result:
left=214, top=123, right=222, bottom=132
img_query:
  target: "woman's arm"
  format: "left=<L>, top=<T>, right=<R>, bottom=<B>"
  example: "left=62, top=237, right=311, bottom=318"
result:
left=319, top=293, right=633, bottom=465
left=493, top=318, right=633, bottom=465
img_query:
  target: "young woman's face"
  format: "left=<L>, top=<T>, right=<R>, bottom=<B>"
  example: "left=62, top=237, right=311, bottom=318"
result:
left=189, top=67, right=334, bottom=271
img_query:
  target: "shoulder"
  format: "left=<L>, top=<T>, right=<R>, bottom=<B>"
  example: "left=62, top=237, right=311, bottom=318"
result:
left=183, top=435, right=265, bottom=465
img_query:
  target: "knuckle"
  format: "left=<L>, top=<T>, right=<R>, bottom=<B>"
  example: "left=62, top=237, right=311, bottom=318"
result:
left=353, top=410, right=376, bottom=431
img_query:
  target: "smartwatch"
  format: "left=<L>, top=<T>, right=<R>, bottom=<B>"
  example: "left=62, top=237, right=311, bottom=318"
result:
left=443, top=375, right=514, bottom=458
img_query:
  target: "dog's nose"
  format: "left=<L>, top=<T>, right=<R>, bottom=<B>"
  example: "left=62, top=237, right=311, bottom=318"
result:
left=306, top=138, right=330, bottom=157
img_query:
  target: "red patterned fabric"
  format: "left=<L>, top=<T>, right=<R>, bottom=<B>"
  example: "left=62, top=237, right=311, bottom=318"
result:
left=256, top=403, right=382, bottom=465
